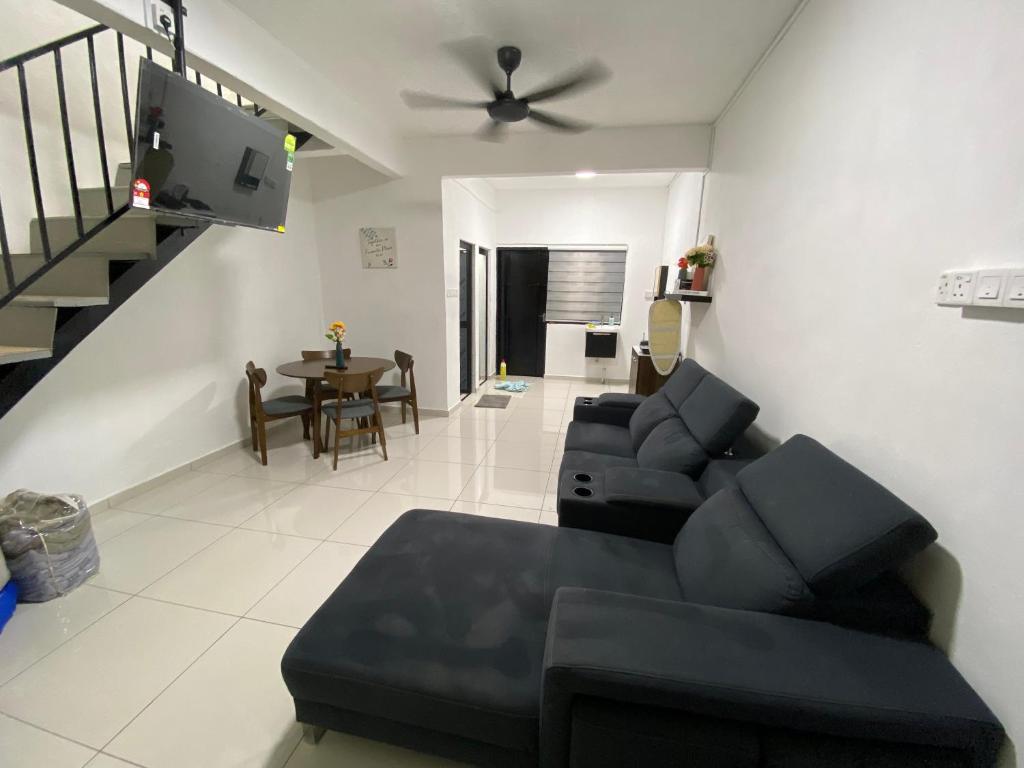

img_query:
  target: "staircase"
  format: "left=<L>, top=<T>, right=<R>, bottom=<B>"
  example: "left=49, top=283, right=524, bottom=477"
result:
left=0, top=23, right=313, bottom=419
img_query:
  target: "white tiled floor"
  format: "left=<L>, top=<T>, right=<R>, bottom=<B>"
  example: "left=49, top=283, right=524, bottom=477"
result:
left=0, top=379, right=625, bottom=767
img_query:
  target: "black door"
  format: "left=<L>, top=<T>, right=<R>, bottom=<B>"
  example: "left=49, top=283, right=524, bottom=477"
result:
left=497, top=247, right=549, bottom=377
left=459, top=241, right=473, bottom=395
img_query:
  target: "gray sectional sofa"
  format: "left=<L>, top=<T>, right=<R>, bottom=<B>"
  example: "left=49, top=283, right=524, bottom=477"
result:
left=281, top=435, right=1004, bottom=767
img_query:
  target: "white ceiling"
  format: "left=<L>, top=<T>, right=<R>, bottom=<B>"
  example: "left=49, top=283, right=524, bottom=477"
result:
left=224, top=0, right=801, bottom=135
left=475, top=172, right=679, bottom=190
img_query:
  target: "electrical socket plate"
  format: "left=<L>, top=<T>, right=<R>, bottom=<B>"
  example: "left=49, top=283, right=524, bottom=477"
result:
left=972, top=269, right=1007, bottom=306
left=146, top=1, right=177, bottom=36
left=935, top=271, right=954, bottom=305
left=1004, top=272, right=1024, bottom=308
left=948, top=271, right=976, bottom=306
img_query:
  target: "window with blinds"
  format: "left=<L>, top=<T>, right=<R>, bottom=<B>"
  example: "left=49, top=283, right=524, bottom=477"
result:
left=545, top=250, right=627, bottom=323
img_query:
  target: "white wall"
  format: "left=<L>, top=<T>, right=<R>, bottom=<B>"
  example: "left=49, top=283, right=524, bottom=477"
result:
left=495, top=185, right=674, bottom=380
left=310, top=163, right=449, bottom=410
left=0, top=161, right=324, bottom=502
left=660, top=172, right=706, bottom=355
left=695, top=0, right=1024, bottom=760
left=441, top=179, right=496, bottom=399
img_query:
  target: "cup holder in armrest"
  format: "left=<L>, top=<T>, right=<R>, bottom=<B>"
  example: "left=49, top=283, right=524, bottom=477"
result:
left=572, top=487, right=594, bottom=498
left=582, top=398, right=595, bottom=405
left=572, top=473, right=593, bottom=483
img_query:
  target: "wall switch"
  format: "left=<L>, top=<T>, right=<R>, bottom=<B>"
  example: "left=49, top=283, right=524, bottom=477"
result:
left=935, top=271, right=955, bottom=305
left=445, top=288, right=458, bottom=298
left=948, top=271, right=976, bottom=305
left=643, top=290, right=654, bottom=300
left=1004, top=272, right=1024, bottom=308
left=972, top=269, right=1007, bottom=306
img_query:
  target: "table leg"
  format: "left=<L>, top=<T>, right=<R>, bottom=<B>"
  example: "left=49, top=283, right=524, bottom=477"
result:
left=312, top=380, right=321, bottom=458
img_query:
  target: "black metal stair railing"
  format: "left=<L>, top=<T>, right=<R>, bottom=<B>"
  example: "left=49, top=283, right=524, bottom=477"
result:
left=0, top=23, right=255, bottom=312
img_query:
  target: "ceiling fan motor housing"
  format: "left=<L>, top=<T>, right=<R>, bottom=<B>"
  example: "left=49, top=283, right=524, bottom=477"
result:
left=487, top=97, right=530, bottom=123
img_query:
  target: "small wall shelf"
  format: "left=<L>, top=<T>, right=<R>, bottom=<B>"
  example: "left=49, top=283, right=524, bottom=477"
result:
left=665, top=291, right=713, bottom=304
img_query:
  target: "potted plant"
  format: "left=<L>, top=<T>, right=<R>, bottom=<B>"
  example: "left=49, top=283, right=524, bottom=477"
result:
left=681, top=237, right=717, bottom=292
left=325, top=321, right=348, bottom=368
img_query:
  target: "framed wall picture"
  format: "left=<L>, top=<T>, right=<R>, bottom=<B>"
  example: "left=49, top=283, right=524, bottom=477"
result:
left=359, top=227, right=397, bottom=268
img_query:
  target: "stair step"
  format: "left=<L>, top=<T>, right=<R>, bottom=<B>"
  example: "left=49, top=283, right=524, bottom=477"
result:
left=30, top=214, right=157, bottom=257
left=0, top=345, right=52, bottom=365
left=114, top=162, right=132, bottom=188
left=0, top=305, right=57, bottom=352
left=10, top=254, right=110, bottom=296
left=78, top=185, right=195, bottom=225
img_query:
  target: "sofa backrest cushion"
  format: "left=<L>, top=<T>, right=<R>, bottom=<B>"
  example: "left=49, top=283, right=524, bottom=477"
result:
left=628, top=393, right=678, bottom=451
left=736, top=435, right=937, bottom=596
left=679, top=377, right=760, bottom=455
left=635, top=419, right=708, bottom=474
left=660, top=358, right=708, bottom=410
left=674, top=487, right=814, bottom=614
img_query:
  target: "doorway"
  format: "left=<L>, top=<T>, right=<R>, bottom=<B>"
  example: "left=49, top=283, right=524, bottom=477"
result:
left=476, top=247, right=490, bottom=385
left=496, top=247, right=549, bottom=377
left=459, top=241, right=473, bottom=396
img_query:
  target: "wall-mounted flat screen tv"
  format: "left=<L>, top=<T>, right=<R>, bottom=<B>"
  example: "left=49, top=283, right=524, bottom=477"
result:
left=129, top=58, right=293, bottom=232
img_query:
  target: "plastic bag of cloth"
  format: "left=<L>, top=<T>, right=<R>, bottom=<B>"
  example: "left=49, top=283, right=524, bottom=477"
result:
left=0, top=490, right=100, bottom=602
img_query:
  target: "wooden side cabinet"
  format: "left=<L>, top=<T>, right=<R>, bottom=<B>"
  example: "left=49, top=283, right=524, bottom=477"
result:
left=629, top=345, right=679, bottom=396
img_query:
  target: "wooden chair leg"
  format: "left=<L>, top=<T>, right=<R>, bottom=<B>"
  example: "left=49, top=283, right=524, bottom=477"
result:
left=401, top=401, right=407, bottom=423
left=250, top=416, right=258, bottom=452
left=332, top=418, right=341, bottom=470
left=410, top=397, right=420, bottom=435
left=300, top=413, right=311, bottom=440
left=376, top=411, right=388, bottom=460
left=257, top=419, right=269, bottom=466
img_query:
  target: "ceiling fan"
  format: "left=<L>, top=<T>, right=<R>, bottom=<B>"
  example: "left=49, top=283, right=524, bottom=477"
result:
left=400, top=44, right=610, bottom=142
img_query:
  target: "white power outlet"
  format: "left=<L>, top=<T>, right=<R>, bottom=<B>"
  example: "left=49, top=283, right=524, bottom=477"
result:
left=1004, top=272, right=1024, bottom=308
left=948, top=271, right=976, bottom=305
left=935, top=271, right=954, bottom=305
left=146, top=1, right=177, bottom=37
left=972, top=269, right=1007, bottom=306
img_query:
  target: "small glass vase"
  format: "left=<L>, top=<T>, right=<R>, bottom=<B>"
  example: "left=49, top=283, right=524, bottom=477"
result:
left=334, top=341, right=347, bottom=369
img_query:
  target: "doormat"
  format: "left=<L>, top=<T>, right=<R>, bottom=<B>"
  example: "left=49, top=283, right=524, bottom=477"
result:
left=475, top=394, right=512, bottom=409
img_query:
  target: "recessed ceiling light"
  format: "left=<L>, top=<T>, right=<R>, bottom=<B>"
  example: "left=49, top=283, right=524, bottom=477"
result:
left=575, top=170, right=597, bottom=179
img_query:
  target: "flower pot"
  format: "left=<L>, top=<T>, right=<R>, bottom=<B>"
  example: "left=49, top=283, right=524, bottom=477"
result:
left=691, top=266, right=710, bottom=292
left=334, top=342, right=347, bottom=369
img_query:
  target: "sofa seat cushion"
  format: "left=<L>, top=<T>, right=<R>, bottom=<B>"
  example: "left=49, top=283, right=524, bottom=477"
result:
left=560, top=450, right=638, bottom=478
left=564, top=422, right=635, bottom=458
left=281, top=510, right=680, bottom=754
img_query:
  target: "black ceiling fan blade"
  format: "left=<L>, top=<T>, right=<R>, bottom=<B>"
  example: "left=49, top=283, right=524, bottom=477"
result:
left=476, top=119, right=508, bottom=143
left=527, top=109, right=592, bottom=133
left=400, top=90, right=490, bottom=110
left=521, top=60, right=611, bottom=104
left=443, top=37, right=505, bottom=98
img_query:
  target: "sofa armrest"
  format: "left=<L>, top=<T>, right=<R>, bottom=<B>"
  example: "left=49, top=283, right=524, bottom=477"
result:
left=540, top=589, right=1003, bottom=768
left=571, top=394, right=644, bottom=427
left=558, top=468, right=701, bottom=544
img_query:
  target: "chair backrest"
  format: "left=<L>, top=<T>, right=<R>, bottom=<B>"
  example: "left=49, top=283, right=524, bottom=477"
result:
left=324, top=367, right=384, bottom=398
left=394, top=350, right=415, bottom=392
left=629, top=359, right=759, bottom=476
left=302, top=348, right=351, bottom=361
left=673, top=435, right=937, bottom=619
left=244, top=361, right=269, bottom=417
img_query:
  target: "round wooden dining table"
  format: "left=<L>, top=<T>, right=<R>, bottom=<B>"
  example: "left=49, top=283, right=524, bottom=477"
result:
left=277, top=357, right=397, bottom=457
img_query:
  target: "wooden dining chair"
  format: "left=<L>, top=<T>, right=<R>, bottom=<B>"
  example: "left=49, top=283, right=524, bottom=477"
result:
left=245, top=361, right=314, bottom=465
left=300, top=348, right=351, bottom=400
left=375, top=350, right=420, bottom=434
left=321, top=368, right=388, bottom=470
